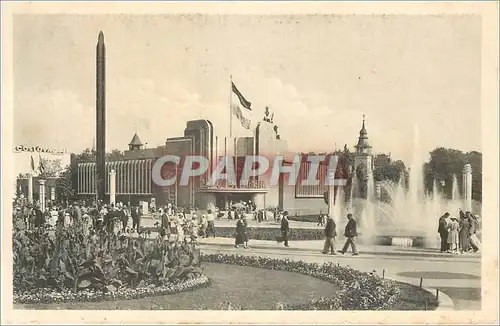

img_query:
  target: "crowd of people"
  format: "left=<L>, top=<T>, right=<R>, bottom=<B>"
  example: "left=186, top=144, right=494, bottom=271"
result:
left=12, top=196, right=481, bottom=256
left=153, top=203, right=218, bottom=242
left=438, top=210, right=481, bottom=254
left=12, top=199, right=145, bottom=236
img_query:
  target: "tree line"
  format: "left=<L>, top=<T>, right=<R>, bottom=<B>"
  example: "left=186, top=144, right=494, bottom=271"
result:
left=301, top=147, right=482, bottom=202
left=42, top=147, right=481, bottom=203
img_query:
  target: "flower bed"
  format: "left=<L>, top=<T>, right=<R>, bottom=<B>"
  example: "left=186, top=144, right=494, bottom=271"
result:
left=13, top=223, right=206, bottom=304
left=201, top=253, right=401, bottom=310
left=14, top=275, right=210, bottom=304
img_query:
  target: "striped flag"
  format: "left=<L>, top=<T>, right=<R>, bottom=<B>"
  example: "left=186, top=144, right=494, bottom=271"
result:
left=231, top=82, right=252, bottom=129
left=39, top=154, right=46, bottom=174
left=30, top=155, right=35, bottom=173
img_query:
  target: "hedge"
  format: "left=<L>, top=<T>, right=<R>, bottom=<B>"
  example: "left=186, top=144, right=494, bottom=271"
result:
left=144, top=225, right=326, bottom=241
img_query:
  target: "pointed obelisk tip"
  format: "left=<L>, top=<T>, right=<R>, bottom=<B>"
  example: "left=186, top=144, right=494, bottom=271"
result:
left=98, top=31, right=104, bottom=43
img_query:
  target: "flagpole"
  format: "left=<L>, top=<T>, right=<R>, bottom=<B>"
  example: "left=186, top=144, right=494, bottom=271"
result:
left=229, top=74, right=233, bottom=139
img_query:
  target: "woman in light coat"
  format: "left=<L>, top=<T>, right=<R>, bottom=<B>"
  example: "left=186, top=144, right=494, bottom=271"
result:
left=64, top=212, right=72, bottom=228
left=447, top=217, right=460, bottom=254
left=82, top=213, right=92, bottom=237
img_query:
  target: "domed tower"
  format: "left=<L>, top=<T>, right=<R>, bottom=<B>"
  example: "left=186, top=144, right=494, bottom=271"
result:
left=128, top=133, right=143, bottom=151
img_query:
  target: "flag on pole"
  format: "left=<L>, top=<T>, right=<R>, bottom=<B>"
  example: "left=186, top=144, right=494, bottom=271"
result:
left=39, top=154, right=46, bottom=175
left=231, top=82, right=252, bottom=129
left=30, top=155, right=35, bottom=173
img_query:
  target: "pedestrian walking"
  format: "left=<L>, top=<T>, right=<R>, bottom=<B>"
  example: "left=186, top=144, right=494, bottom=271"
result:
left=338, top=213, right=359, bottom=255
left=131, top=206, right=140, bottom=233
left=322, top=214, right=337, bottom=255
left=206, top=209, right=216, bottom=238
left=277, top=212, right=290, bottom=247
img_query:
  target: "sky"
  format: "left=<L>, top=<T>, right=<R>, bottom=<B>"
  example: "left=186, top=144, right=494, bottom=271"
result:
left=13, top=14, right=482, bottom=167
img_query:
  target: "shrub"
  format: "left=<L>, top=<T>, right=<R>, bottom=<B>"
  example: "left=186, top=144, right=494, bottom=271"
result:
left=216, top=227, right=325, bottom=241
left=12, top=223, right=204, bottom=303
left=201, top=254, right=401, bottom=310
left=145, top=226, right=325, bottom=241
left=287, top=215, right=319, bottom=223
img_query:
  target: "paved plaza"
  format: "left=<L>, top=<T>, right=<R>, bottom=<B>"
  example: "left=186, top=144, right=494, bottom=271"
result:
left=139, top=216, right=481, bottom=311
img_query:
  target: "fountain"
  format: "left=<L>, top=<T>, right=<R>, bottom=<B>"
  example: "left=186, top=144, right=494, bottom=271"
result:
left=344, top=124, right=471, bottom=248
left=375, top=126, right=468, bottom=247
left=452, top=174, right=460, bottom=201
left=333, top=118, right=477, bottom=249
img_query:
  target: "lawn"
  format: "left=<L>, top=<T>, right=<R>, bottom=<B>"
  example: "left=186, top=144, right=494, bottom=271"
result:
left=15, top=263, right=438, bottom=310
left=15, top=263, right=338, bottom=310
left=391, top=282, right=439, bottom=310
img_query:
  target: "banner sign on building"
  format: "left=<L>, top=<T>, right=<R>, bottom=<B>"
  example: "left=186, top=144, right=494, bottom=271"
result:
left=14, top=145, right=67, bottom=155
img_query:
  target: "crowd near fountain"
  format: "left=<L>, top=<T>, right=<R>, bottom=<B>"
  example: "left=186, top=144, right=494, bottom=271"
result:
left=329, top=125, right=478, bottom=248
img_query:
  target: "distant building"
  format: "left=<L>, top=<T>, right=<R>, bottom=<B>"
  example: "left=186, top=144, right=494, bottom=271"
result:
left=16, top=176, right=58, bottom=204
left=75, top=117, right=372, bottom=216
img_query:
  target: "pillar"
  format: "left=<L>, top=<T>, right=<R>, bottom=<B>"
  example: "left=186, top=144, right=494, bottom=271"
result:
left=38, top=179, right=46, bottom=212
left=109, top=169, right=116, bottom=206
left=326, top=167, right=336, bottom=217
left=462, top=164, right=473, bottom=211
left=27, top=174, right=33, bottom=204
left=327, top=185, right=335, bottom=217
left=96, top=31, right=106, bottom=201
left=253, top=193, right=265, bottom=210
left=50, top=186, right=56, bottom=201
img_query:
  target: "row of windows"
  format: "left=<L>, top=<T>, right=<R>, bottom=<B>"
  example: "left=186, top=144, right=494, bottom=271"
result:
left=295, top=162, right=329, bottom=198
left=77, top=160, right=154, bottom=195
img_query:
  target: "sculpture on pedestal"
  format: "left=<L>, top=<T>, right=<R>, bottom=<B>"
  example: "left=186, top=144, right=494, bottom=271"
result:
left=263, top=106, right=271, bottom=123
left=273, top=125, right=281, bottom=140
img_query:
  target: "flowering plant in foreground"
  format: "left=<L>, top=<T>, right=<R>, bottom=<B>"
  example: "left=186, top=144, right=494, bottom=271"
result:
left=201, top=254, right=400, bottom=310
left=14, top=276, right=210, bottom=304
left=13, top=222, right=204, bottom=303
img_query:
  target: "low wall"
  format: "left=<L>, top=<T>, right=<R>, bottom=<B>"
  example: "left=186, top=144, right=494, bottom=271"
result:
left=280, top=183, right=327, bottom=215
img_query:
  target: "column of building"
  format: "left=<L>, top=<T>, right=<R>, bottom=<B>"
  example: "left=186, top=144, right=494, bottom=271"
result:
left=38, top=179, right=46, bottom=212
left=109, top=169, right=116, bottom=206
left=462, top=164, right=473, bottom=212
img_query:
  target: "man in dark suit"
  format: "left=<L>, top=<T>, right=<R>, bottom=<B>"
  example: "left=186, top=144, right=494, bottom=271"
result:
left=277, top=212, right=290, bottom=247
left=33, top=205, right=44, bottom=228
left=131, top=206, right=140, bottom=233
left=438, top=212, right=450, bottom=252
left=339, top=213, right=359, bottom=255
left=322, top=214, right=337, bottom=255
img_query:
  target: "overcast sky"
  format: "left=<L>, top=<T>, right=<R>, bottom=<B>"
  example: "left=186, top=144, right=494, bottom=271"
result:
left=13, top=14, right=481, bottom=165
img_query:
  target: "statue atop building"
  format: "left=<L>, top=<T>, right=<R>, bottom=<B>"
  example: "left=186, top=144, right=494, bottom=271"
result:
left=274, top=125, right=281, bottom=140
left=264, top=106, right=274, bottom=123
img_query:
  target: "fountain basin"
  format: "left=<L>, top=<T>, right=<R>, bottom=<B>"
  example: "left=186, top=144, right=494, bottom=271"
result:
left=357, top=229, right=430, bottom=248
left=371, top=235, right=426, bottom=248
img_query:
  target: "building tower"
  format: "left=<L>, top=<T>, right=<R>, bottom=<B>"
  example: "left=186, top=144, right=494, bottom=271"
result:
left=352, top=115, right=373, bottom=198
left=129, top=133, right=144, bottom=151
left=96, top=31, right=106, bottom=201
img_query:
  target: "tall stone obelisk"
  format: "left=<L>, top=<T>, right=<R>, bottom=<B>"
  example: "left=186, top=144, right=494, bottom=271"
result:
left=96, top=31, right=106, bottom=202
